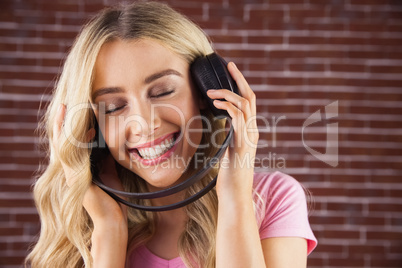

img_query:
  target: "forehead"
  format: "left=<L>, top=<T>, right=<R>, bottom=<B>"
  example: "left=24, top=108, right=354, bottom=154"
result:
left=92, top=39, right=189, bottom=93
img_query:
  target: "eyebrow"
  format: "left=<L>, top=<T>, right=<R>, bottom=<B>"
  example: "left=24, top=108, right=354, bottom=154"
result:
left=92, top=87, right=124, bottom=102
left=92, top=69, right=182, bottom=101
left=144, top=69, right=182, bottom=84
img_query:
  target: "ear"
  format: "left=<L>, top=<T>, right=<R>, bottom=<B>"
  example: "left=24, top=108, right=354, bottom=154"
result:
left=86, top=128, right=96, bottom=143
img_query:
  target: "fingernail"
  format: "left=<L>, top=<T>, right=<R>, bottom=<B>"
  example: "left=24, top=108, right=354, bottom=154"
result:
left=231, top=62, right=237, bottom=70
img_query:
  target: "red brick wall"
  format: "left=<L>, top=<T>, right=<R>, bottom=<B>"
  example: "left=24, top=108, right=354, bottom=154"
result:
left=1, top=0, right=401, bottom=267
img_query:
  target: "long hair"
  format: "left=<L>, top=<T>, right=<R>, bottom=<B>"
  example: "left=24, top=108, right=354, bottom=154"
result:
left=26, top=2, right=226, bottom=267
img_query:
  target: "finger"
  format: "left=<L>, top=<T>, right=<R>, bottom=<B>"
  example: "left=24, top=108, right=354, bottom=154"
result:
left=213, top=99, right=245, bottom=134
left=213, top=99, right=258, bottom=146
left=207, top=89, right=252, bottom=119
left=227, top=62, right=257, bottom=116
left=208, top=89, right=258, bottom=132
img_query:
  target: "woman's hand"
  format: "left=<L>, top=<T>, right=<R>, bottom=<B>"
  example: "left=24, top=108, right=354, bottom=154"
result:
left=52, top=104, right=128, bottom=267
left=208, top=63, right=266, bottom=268
left=52, top=103, right=127, bottom=225
left=206, top=62, right=259, bottom=201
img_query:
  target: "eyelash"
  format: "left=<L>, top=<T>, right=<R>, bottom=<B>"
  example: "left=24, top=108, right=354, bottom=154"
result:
left=105, top=105, right=125, bottom=114
left=150, top=89, right=175, bottom=98
left=104, top=90, right=175, bottom=114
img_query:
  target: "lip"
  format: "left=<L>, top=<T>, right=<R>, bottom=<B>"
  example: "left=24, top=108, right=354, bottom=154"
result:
left=128, top=131, right=180, bottom=166
left=132, top=132, right=177, bottom=149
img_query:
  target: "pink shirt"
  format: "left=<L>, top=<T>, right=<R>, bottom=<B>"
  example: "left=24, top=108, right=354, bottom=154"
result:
left=129, top=171, right=317, bottom=267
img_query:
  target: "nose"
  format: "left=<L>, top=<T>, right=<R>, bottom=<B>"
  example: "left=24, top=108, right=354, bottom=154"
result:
left=124, top=102, right=160, bottom=143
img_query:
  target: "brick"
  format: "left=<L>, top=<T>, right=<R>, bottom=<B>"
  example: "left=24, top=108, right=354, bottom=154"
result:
left=36, top=2, right=80, bottom=13
left=0, top=71, right=57, bottom=81
left=219, top=49, right=267, bottom=58
left=267, top=21, right=307, bottom=31
left=289, top=63, right=326, bottom=72
left=370, top=65, right=402, bottom=74
left=306, top=21, right=346, bottom=31
left=289, top=8, right=328, bottom=19
left=227, top=19, right=266, bottom=30
left=323, top=229, right=361, bottom=239
left=0, top=42, right=18, bottom=52
left=306, top=257, right=324, bottom=267
left=348, top=50, right=396, bottom=59
left=173, top=5, right=204, bottom=19
left=346, top=215, right=386, bottom=226
left=349, top=105, right=402, bottom=115
left=348, top=0, right=392, bottom=5
left=330, top=8, right=368, bottom=19
left=347, top=133, right=402, bottom=143
left=210, top=34, right=243, bottom=44
left=247, top=35, right=283, bottom=45
left=313, top=244, right=344, bottom=254
left=328, top=257, right=365, bottom=267
left=15, top=213, right=40, bottom=223
left=0, top=57, right=38, bottom=66
left=348, top=22, right=388, bottom=32
left=389, top=189, right=402, bottom=198
left=0, top=183, right=33, bottom=192
left=1, top=85, right=53, bottom=95
left=327, top=202, right=364, bottom=212
left=0, top=227, right=24, bottom=236
left=248, top=7, right=285, bottom=20
left=40, top=29, right=79, bottom=40
left=310, top=215, right=345, bottom=225
left=0, top=213, right=11, bottom=222
left=11, top=241, right=33, bottom=251
left=209, top=5, right=244, bottom=18
left=21, top=42, right=61, bottom=53
left=369, top=203, right=402, bottom=213
left=367, top=231, right=402, bottom=240
left=249, top=62, right=286, bottom=71
left=388, top=23, right=402, bottom=32
left=0, top=256, right=25, bottom=265
left=371, top=258, right=402, bottom=267
left=0, top=198, right=35, bottom=208
left=15, top=14, right=57, bottom=25
left=82, top=3, right=107, bottom=13
left=308, top=187, right=345, bottom=196
left=269, top=0, right=305, bottom=3
left=289, top=36, right=328, bottom=45
left=0, top=28, right=37, bottom=38
left=330, top=63, right=367, bottom=73
left=308, top=0, right=347, bottom=4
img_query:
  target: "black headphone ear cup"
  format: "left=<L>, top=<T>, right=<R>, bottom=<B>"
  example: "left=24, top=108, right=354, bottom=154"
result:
left=191, top=53, right=238, bottom=117
left=206, top=53, right=239, bottom=96
left=191, top=55, right=223, bottom=117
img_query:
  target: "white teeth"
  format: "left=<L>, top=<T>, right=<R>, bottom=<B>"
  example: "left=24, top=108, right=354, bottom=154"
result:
left=137, top=137, right=175, bottom=160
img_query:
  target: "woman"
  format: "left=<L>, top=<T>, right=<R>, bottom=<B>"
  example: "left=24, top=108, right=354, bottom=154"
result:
left=27, top=2, right=316, bottom=267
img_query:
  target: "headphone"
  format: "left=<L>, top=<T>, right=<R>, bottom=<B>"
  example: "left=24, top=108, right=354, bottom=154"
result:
left=92, top=53, right=238, bottom=211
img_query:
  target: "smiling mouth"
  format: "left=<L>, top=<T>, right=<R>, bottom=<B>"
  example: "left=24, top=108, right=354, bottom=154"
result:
left=130, top=132, right=179, bottom=160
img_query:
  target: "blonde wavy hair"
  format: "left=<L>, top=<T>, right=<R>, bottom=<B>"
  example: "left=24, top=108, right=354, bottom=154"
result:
left=25, top=2, right=232, bottom=268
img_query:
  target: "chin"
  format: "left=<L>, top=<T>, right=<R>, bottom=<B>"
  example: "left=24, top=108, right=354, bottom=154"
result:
left=141, top=168, right=186, bottom=190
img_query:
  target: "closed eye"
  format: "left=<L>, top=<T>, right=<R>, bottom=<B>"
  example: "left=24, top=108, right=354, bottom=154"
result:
left=105, top=104, right=126, bottom=114
left=151, top=90, right=175, bottom=98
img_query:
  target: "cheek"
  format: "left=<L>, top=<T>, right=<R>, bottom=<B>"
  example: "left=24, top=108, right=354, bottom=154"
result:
left=183, top=105, right=204, bottom=149
left=100, top=117, right=124, bottom=151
